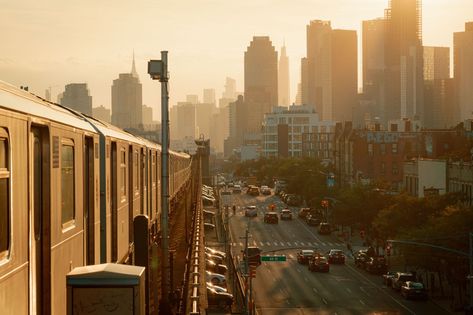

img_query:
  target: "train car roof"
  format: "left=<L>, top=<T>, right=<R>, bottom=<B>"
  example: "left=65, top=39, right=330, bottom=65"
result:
left=0, top=80, right=97, bottom=132
left=82, top=115, right=148, bottom=145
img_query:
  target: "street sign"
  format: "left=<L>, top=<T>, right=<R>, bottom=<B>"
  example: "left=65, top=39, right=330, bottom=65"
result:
left=261, top=255, right=286, bottom=262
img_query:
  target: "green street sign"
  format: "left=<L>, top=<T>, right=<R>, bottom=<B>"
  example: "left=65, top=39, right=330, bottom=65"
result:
left=261, top=255, right=286, bottom=262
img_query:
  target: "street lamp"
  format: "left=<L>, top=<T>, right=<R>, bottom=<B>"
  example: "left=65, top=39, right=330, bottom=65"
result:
left=148, top=52, right=171, bottom=313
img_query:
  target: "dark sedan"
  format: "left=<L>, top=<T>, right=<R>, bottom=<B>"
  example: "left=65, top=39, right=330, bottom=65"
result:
left=327, top=249, right=345, bottom=264
left=308, top=256, right=330, bottom=272
left=365, top=256, right=388, bottom=274
left=401, top=281, right=428, bottom=300
left=207, top=287, right=233, bottom=310
left=383, top=271, right=397, bottom=287
left=354, top=250, right=369, bottom=268
left=297, top=249, right=315, bottom=264
left=306, top=215, right=321, bottom=226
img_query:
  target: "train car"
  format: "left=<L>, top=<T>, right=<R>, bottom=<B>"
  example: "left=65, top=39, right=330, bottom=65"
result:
left=0, top=81, right=192, bottom=314
left=0, top=81, right=100, bottom=314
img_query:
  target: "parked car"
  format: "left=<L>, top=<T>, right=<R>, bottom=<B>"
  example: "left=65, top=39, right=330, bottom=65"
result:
left=306, top=215, right=321, bottom=226
left=298, top=208, right=311, bottom=219
left=318, top=222, right=331, bottom=235
left=204, top=223, right=216, bottom=231
left=203, top=209, right=215, bottom=220
left=207, top=287, right=233, bottom=310
left=205, top=252, right=224, bottom=265
left=206, top=260, right=228, bottom=274
left=205, top=247, right=226, bottom=260
left=243, top=246, right=261, bottom=267
left=264, top=212, right=279, bottom=224
left=245, top=206, right=258, bottom=217
left=297, top=249, right=315, bottom=264
left=308, top=256, right=330, bottom=272
left=327, top=249, right=345, bottom=264
left=365, top=256, right=388, bottom=274
left=202, top=195, right=215, bottom=206
left=392, top=272, right=416, bottom=290
left=206, top=271, right=227, bottom=286
left=383, top=271, right=397, bottom=287
left=400, top=281, right=428, bottom=300
left=207, top=282, right=227, bottom=293
left=280, top=209, right=293, bottom=220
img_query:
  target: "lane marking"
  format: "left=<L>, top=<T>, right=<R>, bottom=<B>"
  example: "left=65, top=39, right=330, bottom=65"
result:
left=346, top=288, right=352, bottom=294
left=359, top=299, right=366, bottom=306
left=313, top=288, right=319, bottom=294
left=321, top=297, right=328, bottom=305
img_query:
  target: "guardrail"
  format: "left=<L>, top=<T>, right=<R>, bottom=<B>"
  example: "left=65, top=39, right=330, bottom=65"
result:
left=188, top=186, right=203, bottom=314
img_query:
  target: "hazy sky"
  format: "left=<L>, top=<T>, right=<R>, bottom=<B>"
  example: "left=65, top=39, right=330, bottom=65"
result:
left=1, top=0, right=472, bottom=121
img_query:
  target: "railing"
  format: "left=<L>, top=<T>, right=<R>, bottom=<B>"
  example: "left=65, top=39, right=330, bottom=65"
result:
left=186, top=171, right=203, bottom=315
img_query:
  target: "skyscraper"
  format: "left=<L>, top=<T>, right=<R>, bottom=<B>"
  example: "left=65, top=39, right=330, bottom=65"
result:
left=60, top=83, right=93, bottom=115
left=424, top=46, right=450, bottom=81
left=300, top=57, right=309, bottom=105
left=331, top=29, right=358, bottom=122
left=222, top=77, right=237, bottom=100
left=384, top=0, right=424, bottom=123
left=304, top=20, right=357, bottom=121
left=362, top=18, right=386, bottom=120
left=92, top=105, right=111, bottom=123
left=278, top=43, right=290, bottom=106
left=244, top=36, right=278, bottom=133
left=203, top=89, right=216, bottom=104
left=111, top=56, right=142, bottom=130
left=306, top=20, right=332, bottom=116
left=423, top=46, right=455, bottom=128
left=454, top=22, right=473, bottom=122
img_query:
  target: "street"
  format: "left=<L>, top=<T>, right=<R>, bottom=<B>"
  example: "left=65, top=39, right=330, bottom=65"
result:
left=222, top=189, right=450, bottom=315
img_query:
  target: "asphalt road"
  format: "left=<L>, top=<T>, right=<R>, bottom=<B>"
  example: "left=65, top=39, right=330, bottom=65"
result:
left=223, top=189, right=449, bottom=315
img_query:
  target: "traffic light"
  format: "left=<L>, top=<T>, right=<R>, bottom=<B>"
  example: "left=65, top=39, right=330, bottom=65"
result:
left=321, top=199, right=329, bottom=208
left=360, top=230, right=365, bottom=239
left=386, top=243, right=392, bottom=256
left=249, top=264, right=257, bottom=278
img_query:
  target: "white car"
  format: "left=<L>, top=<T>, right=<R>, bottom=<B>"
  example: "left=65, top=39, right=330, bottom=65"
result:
left=206, top=282, right=227, bottom=293
left=206, top=271, right=227, bottom=286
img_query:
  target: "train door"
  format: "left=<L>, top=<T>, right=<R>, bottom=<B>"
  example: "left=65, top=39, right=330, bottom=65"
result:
left=83, top=136, right=95, bottom=265
left=110, top=142, right=117, bottom=262
left=128, top=146, right=134, bottom=245
left=29, top=126, right=51, bottom=315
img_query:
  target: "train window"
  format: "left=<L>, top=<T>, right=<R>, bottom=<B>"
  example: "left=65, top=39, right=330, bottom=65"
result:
left=61, top=142, right=75, bottom=227
left=152, top=153, right=156, bottom=183
left=133, top=150, right=138, bottom=192
left=120, top=149, right=126, bottom=199
left=0, top=131, right=10, bottom=256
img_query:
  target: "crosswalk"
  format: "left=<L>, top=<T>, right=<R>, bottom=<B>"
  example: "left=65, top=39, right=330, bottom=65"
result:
left=230, top=240, right=344, bottom=248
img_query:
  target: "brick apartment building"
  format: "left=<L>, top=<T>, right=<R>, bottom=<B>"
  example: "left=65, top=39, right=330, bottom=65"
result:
left=334, top=121, right=468, bottom=191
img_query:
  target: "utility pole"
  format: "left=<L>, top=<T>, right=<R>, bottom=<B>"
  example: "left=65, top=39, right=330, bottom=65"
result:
left=148, top=51, right=171, bottom=314
left=468, top=232, right=473, bottom=314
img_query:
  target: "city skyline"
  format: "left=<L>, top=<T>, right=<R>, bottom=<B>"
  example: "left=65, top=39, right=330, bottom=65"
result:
left=1, top=0, right=472, bottom=121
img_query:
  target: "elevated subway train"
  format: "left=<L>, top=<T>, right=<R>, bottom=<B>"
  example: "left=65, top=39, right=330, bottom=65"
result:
left=0, top=81, right=192, bottom=314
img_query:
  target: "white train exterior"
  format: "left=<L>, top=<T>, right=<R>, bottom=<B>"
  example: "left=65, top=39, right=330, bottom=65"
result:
left=0, top=81, right=192, bottom=314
